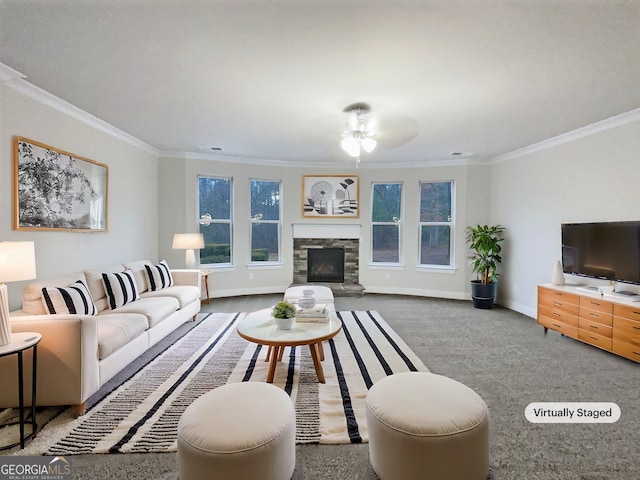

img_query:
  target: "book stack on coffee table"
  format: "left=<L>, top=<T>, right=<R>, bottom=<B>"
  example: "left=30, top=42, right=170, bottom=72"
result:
left=295, top=303, right=329, bottom=323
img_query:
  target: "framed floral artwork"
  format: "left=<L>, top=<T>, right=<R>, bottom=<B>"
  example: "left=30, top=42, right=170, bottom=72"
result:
left=302, top=174, right=359, bottom=218
left=14, top=137, right=108, bottom=231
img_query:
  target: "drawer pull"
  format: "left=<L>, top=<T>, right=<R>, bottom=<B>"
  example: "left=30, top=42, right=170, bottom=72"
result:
left=633, top=326, right=640, bottom=330
left=590, top=336, right=598, bottom=341
left=590, top=301, right=600, bottom=306
left=633, top=311, right=640, bottom=315
left=632, top=338, right=640, bottom=346
left=552, top=313, right=561, bottom=317
left=634, top=351, right=640, bottom=356
left=589, top=325, right=599, bottom=329
left=589, top=313, right=599, bottom=318
left=552, top=323, right=562, bottom=328
left=553, top=301, right=562, bottom=306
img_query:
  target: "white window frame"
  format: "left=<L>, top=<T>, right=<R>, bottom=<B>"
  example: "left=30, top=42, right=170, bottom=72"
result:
left=418, top=180, right=455, bottom=270
left=197, top=175, right=234, bottom=268
left=370, top=181, right=403, bottom=266
left=249, top=178, right=282, bottom=266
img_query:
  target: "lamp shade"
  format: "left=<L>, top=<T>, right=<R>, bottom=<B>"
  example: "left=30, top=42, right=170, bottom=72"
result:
left=172, top=233, right=205, bottom=250
left=0, top=241, right=36, bottom=346
left=0, top=241, right=37, bottom=283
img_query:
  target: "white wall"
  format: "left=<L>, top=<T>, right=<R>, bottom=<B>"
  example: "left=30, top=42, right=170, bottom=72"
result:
left=490, top=116, right=640, bottom=317
left=158, top=155, right=491, bottom=300
left=1, top=83, right=159, bottom=309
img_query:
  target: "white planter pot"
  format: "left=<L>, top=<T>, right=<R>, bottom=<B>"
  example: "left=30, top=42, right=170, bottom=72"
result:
left=274, top=316, right=295, bottom=330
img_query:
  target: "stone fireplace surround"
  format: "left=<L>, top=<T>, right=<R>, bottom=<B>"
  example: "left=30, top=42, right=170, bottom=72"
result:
left=291, top=223, right=364, bottom=296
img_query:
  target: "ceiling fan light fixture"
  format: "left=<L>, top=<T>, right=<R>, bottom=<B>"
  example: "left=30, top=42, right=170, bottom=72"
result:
left=361, top=137, right=377, bottom=153
left=340, top=103, right=377, bottom=165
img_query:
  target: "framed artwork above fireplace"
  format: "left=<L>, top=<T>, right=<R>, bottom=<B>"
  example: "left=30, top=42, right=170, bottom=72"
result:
left=302, top=174, right=359, bottom=218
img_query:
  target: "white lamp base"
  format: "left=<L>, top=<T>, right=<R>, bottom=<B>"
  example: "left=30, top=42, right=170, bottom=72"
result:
left=0, top=283, right=12, bottom=346
left=185, top=249, right=196, bottom=269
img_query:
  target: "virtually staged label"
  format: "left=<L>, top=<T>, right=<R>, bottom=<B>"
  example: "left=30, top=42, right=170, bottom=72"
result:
left=525, top=402, right=621, bottom=423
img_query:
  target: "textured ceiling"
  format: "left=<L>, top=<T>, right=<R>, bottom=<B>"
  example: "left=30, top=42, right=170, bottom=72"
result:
left=1, top=0, right=639, bottom=166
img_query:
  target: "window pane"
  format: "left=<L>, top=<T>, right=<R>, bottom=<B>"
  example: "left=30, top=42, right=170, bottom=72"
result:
left=251, top=180, right=280, bottom=221
left=251, top=223, right=279, bottom=262
left=372, top=225, right=400, bottom=263
left=199, top=177, right=231, bottom=219
left=200, top=223, right=231, bottom=264
left=420, top=182, right=451, bottom=222
left=420, top=225, right=451, bottom=265
left=372, top=183, right=401, bottom=222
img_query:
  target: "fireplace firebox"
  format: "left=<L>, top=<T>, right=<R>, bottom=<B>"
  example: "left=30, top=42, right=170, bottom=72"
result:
left=307, top=248, right=345, bottom=283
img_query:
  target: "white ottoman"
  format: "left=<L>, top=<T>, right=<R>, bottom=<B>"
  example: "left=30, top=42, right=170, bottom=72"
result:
left=366, top=372, right=489, bottom=480
left=177, top=382, right=296, bottom=480
left=284, top=285, right=334, bottom=304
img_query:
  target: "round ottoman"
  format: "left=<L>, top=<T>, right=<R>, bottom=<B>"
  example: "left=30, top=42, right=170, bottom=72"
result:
left=366, top=372, right=489, bottom=480
left=177, top=382, right=296, bottom=480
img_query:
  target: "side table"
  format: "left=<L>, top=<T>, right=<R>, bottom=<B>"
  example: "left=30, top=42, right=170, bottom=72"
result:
left=200, top=269, right=213, bottom=304
left=0, top=332, right=41, bottom=450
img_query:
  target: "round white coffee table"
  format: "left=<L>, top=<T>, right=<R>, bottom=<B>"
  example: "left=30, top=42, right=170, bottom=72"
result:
left=237, top=308, right=342, bottom=383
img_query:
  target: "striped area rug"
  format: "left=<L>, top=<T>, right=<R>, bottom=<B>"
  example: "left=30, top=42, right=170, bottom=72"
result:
left=22, top=310, right=428, bottom=454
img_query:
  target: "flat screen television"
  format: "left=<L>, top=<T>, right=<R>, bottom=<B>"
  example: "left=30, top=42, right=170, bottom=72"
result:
left=561, top=221, right=640, bottom=285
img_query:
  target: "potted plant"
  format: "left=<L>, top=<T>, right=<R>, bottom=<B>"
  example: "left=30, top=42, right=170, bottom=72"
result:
left=465, top=224, right=505, bottom=309
left=272, top=301, right=297, bottom=330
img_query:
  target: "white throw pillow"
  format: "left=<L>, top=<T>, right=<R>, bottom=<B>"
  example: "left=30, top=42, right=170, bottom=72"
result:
left=41, top=280, right=97, bottom=315
left=144, top=260, right=174, bottom=291
left=102, top=269, right=139, bottom=309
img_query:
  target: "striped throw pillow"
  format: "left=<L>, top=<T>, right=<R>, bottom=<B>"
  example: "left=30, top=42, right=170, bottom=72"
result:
left=144, top=260, right=174, bottom=291
left=102, top=270, right=139, bottom=310
left=42, top=280, right=97, bottom=315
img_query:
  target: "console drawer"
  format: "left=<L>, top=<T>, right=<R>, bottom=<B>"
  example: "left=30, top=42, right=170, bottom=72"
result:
left=539, top=314, right=578, bottom=338
left=613, top=304, right=640, bottom=322
left=580, top=296, right=613, bottom=315
left=579, top=307, right=613, bottom=327
left=538, top=287, right=580, bottom=312
left=613, top=316, right=640, bottom=337
left=578, top=329, right=612, bottom=350
left=579, top=318, right=613, bottom=338
left=612, top=339, right=640, bottom=362
left=539, top=304, right=579, bottom=327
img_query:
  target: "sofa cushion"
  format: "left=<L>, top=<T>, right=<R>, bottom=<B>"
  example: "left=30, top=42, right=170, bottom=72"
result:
left=108, top=297, right=180, bottom=328
left=21, top=272, right=87, bottom=315
left=41, top=280, right=97, bottom=315
left=145, top=260, right=174, bottom=291
left=85, top=264, right=125, bottom=311
left=123, top=260, right=153, bottom=294
left=97, top=313, right=148, bottom=360
left=102, top=270, right=140, bottom=310
left=140, top=285, right=200, bottom=308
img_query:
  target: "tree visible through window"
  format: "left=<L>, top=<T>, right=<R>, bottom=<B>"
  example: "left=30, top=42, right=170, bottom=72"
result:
left=250, top=179, right=281, bottom=262
left=419, top=181, right=454, bottom=266
left=371, top=182, right=402, bottom=263
left=198, top=176, right=232, bottom=265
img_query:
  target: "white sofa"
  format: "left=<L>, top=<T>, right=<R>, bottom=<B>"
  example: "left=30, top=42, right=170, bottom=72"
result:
left=0, top=260, right=201, bottom=414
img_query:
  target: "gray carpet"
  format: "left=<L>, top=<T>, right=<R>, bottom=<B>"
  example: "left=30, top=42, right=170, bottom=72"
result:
left=43, top=294, right=639, bottom=479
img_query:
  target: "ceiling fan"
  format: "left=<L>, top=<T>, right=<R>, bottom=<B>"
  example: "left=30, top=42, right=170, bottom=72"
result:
left=340, top=103, right=377, bottom=166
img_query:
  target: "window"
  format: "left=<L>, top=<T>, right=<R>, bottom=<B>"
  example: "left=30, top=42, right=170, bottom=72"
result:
left=371, top=182, right=402, bottom=264
left=250, top=179, right=281, bottom=263
left=198, top=176, right=232, bottom=265
left=419, top=181, right=454, bottom=267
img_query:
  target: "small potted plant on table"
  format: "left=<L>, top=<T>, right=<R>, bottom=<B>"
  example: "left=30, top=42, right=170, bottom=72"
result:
left=272, top=301, right=296, bottom=330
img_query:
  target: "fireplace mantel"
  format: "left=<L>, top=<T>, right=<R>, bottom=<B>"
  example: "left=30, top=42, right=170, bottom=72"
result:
left=291, top=223, right=360, bottom=239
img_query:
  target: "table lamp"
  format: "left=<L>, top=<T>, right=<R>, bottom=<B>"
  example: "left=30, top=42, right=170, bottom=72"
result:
left=172, top=233, right=204, bottom=269
left=0, top=241, right=37, bottom=346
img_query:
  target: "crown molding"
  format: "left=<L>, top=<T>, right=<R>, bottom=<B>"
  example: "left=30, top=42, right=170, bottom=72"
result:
left=159, top=150, right=477, bottom=169
left=492, top=108, right=640, bottom=164
left=1, top=62, right=159, bottom=155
